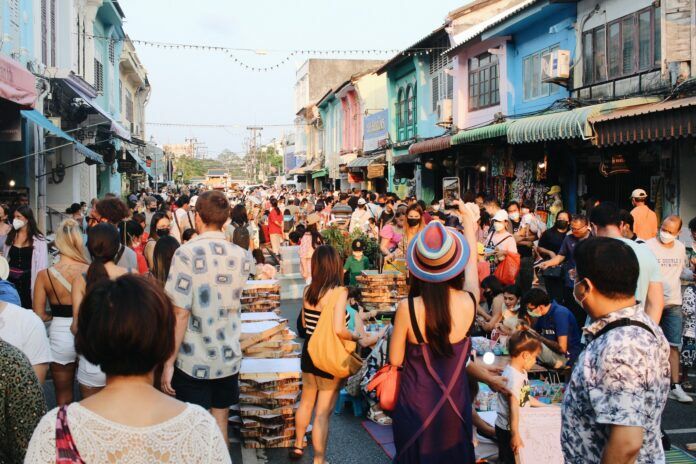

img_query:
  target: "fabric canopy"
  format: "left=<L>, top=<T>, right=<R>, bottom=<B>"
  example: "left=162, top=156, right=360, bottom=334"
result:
left=347, top=154, right=385, bottom=168
left=62, top=78, right=131, bottom=140
left=128, top=150, right=152, bottom=177
left=20, top=110, right=103, bottom=164
left=0, top=55, right=36, bottom=108
left=312, top=169, right=328, bottom=179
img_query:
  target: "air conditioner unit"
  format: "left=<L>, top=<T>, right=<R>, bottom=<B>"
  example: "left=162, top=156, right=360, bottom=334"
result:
left=541, top=50, right=570, bottom=83
left=437, top=99, right=453, bottom=126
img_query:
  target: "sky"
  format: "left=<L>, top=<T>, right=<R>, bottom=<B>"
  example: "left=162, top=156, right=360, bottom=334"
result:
left=118, top=0, right=466, bottom=157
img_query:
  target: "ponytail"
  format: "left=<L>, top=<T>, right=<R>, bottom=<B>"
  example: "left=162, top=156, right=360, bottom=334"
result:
left=86, top=258, right=110, bottom=292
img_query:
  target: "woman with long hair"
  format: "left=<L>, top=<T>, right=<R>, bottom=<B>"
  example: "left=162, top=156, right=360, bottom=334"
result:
left=151, top=236, right=180, bottom=286
left=144, top=212, right=171, bottom=270
left=299, top=213, right=324, bottom=284
left=389, top=211, right=480, bottom=462
left=4, top=205, right=48, bottom=308
left=32, top=219, right=89, bottom=405
left=0, top=204, right=11, bottom=240
left=291, top=245, right=358, bottom=463
left=225, top=204, right=248, bottom=244
left=71, top=224, right=129, bottom=398
left=25, top=276, right=231, bottom=463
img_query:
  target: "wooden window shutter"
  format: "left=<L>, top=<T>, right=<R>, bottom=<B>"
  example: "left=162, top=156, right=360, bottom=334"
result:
left=41, top=0, right=48, bottom=64
left=50, top=0, right=56, bottom=66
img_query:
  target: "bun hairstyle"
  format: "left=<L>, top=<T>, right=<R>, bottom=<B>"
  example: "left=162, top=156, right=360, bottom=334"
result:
left=86, top=223, right=120, bottom=291
left=54, top=219, right=89, bottom=265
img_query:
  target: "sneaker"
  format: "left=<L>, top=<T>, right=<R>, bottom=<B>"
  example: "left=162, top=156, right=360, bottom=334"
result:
left=669, top=384, right=694, bottom=403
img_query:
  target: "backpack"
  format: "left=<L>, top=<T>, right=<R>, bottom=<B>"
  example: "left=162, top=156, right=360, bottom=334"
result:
left=232, top=223, right=250, bottom=250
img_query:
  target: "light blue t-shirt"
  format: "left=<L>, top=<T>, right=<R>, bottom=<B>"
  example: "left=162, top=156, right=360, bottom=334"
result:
left=616, top=237, right=662, bottom=305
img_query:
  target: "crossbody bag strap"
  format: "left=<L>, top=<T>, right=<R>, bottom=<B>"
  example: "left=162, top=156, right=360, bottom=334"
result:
left=594, top=317, right=655, bottom=340
left=46, top=269, right=63, bottom=306
left=55, top=405, right=86, bottom=464
left=49, top=267, right=72, bottom=293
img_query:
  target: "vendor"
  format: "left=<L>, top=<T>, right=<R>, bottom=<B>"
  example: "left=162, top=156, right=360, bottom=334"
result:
left=344, top=239, right=370, bottom=286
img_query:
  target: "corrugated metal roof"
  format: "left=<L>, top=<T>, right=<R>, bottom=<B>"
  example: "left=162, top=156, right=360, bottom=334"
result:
left=376, top=26, right=446, bottom=74
left=590, top=97, right=696, bottom=146
left=451, top=122, right=509, bottom=144
left=347, top=154, right=385, bottom=168
left=408, top=135, right=452, bottom=155
left=445, top=0, right=537, bottom=55
left=507, top=97, right=659, bottom=144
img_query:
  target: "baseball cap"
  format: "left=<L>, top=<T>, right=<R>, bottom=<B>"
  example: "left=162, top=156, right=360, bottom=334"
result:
left=352, top=239, right=364, bottom=251
left=492, top=210, right=509, bottom=222
left=630, top=189, right=647, bottom=199
left=357, top=198, right=366, bottom=205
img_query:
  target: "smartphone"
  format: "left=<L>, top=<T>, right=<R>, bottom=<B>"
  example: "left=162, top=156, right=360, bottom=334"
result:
left=443, top=177, right=460, bottom=208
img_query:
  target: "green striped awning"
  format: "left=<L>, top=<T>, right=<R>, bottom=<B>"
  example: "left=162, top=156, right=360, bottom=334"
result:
left=451, top=122, right=509, bottom=145
left=507, top=97, right=660, bottom=145
left=312, top=169, right=328, bottom=179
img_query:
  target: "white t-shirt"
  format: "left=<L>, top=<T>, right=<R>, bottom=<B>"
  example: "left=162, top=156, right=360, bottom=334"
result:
left=646, top=238, right=689, bottom=306
left=0, top=302, right=51, bottom=365
left=495, top=364, right=530, bottom=431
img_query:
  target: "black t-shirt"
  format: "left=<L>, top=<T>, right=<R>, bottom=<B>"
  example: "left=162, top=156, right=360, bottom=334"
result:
left=347, top=196, right=359, bottom=211
left=538, top=227, right=567, bottom=254
left=510, top=219, right=532, bottom=258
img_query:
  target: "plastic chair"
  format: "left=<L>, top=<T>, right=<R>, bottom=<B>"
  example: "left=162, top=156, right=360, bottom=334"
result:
left=334, top=388, right=366, bottom=416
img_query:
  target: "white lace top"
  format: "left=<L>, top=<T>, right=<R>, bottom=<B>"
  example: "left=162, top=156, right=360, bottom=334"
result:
left=25, top=403, right=231, bottom=463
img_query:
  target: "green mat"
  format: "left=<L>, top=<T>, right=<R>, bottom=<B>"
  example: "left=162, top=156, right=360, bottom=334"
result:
left=666, top=447, right=696, bottom=463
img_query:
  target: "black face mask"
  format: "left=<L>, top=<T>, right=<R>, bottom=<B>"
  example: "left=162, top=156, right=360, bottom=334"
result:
left=149, top=207, right=157, bottom=213
left=156, top=228, right=170, bottom=237
left=556, top=220, right=569, bottom=230
left=407, top=218, right=420, bottom=227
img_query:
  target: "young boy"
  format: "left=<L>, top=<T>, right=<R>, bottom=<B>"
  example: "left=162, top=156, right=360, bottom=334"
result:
left=495, top=330, right=547, bottom=463
left=343, top=239, right=371, bottom=286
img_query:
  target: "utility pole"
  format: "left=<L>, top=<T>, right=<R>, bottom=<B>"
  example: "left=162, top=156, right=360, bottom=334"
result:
left=246, top=126, right=263, bottom=183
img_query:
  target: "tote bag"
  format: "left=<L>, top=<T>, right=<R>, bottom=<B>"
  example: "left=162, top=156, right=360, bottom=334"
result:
left=307, top=287, right=361, bottom=378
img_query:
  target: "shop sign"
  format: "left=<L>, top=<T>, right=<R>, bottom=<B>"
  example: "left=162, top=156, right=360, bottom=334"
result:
left=367, top=164, right=385, bottom=179
left=599, top=154, right=630, bottom=177
left=363, top=110, right=388, bottom=152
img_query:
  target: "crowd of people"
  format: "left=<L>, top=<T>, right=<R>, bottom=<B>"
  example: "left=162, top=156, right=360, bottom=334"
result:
left=0, top=182, right=693, bottom=464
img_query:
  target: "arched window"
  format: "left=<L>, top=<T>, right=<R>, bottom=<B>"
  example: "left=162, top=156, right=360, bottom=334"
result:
left=406, top=85, right=413, bottom=124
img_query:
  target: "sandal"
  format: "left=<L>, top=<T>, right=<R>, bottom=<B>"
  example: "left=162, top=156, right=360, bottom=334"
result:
left=368, top=406, right=392, bottom=426
left=288, top=447, right=304, bottom=460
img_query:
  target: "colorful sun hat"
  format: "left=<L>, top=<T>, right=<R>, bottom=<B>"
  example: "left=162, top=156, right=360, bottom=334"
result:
left=406, top=221, right=470, bottom=283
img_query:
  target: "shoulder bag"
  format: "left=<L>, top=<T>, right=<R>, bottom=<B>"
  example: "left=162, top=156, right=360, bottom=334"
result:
left=307, top=287, right=362, bottom=378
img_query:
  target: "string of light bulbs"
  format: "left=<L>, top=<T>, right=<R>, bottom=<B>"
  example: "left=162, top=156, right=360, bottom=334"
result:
left=79, top=32, right=448, bottom=72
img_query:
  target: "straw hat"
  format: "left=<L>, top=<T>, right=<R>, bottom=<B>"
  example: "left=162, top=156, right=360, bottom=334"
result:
left=406, top=221, right=470, bottom=283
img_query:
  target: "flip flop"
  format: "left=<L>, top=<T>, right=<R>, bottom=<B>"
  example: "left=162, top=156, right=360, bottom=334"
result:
left=288, top=447, right=304, bottom=460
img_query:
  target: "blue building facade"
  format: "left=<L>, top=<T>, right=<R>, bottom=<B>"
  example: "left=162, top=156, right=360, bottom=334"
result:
left=317, top=91, right=342, bottom=189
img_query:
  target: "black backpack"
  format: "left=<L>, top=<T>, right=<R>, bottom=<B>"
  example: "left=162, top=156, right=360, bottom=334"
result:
left=232, top=223, right=250, bottom=250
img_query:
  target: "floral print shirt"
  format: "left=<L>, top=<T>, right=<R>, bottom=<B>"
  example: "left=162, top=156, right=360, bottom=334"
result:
left=561, top=305, right=670, bottom=464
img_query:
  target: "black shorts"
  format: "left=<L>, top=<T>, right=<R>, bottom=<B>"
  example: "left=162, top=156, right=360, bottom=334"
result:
left=172, top=368, right=239, bottom=410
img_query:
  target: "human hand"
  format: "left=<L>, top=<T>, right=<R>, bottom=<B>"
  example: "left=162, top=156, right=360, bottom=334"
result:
left=511, top=432, right=524, bottom=453
left=537, top=261, right=551, bottom=270
left=487, top=374, right=512, bottom=396
left=161, top=363, right=176, bottom=396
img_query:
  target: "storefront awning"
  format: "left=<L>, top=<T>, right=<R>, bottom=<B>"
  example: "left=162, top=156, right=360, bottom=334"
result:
left=20, top=110, right=103, bottom=164
left=128, top=150, right=152, bottom=177
left=452, top=122, right=509, bottom=145
left=339, top=152, right=358, bottom=165
left=408, top=135, right=452, bottom=155
left=0, top=55, right=36, bottom=108
left=21, top=110, right=74, bottom=141
left=507, top=97, right=659, bottom=145
left=74, top=143, right=104, bottom=164
left=347, top=154, right=385, bottom=168
left=393, top=152, right=420, bottom=165
left=304, top=160, right=323, bottom=172
left=288, top=163, right=306, bottom=175
left=589, top=96, right=696, bottom=147
left=312, top=169, right=328, bottom=179
left=62, top=77, right=131, bottom=140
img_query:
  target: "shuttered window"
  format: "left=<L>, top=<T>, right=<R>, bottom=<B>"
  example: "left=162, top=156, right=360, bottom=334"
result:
left=94, top=59, right=104, bottom=92
left=109, top=39, right=116, bottom=65
left=50, top=0, right=56, bottom=66
left=41, top=0, right=48, bottom=64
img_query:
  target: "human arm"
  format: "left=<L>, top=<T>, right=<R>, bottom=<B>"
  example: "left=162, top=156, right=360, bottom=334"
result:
left=32, top=271, right=51, bottom=322
left=479, top=296, right=504, bottom=332
left=388, top=299, right=409, bottom=367
left=600, top=425, right=644, bottom=464
left=466, top=360, right=512, bottom=396
left=538, top=253, right=565, bottom=269
left=509, top=395, right=524, bottom=454
left=454, top=200, right=481, bottom=304
left=476, top=305, right=492, bottom=321
left=644, top=281, right=664, bottom=324
left=161, top=305, right=190, bottom=395
left=536, top=246, right=556, bottom=260
left=70, top=276, right=86, bottom=335
left=472, top=409, right=496, bottom=438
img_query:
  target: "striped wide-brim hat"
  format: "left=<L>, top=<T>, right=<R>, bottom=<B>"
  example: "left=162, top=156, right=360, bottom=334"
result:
left=406, top=221, right=470, bottom=283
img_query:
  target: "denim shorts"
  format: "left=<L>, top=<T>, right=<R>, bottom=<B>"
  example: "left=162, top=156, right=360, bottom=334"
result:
left=660, top=305, right=683, bottom=348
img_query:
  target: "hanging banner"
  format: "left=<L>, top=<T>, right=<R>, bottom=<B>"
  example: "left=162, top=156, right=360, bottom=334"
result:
left=363, top=110, right=389, bottom=153
left=367, top=164, right=385, bottom=179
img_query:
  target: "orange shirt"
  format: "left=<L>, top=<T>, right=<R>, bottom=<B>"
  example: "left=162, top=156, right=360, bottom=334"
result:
left=631, top=204, right=658, bottom=240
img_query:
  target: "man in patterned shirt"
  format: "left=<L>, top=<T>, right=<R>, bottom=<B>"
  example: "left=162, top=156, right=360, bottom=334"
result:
left=161, top=190, right=252, bottom=446
left=561, top=237, right=670, bottom=464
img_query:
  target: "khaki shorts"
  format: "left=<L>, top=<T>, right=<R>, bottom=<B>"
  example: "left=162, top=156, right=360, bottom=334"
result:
left=302, top=372, right=343, bottom=392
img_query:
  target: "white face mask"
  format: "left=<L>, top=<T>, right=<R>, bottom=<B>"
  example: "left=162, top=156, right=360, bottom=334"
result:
left=431, top=204, right=440, bottom=212
left=493, top=221, right=505, bottom=232
left=659, top=230, right=676, bottom=244
left=509, top=212, right=520, bottom=221
left=12, top=218, right=26, bottom=230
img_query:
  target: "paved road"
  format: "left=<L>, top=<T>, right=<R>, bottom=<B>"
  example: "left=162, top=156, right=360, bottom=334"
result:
left=43, top=297, right=695, bottom=463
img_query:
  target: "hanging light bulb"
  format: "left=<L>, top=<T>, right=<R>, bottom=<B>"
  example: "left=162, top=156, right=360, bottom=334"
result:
left=479, top=165, right=487, bottom=173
